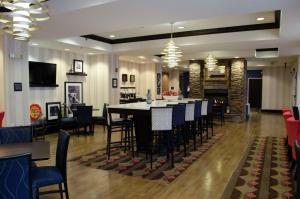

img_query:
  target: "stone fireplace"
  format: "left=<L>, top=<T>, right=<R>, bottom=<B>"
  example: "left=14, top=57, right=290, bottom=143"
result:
left=189, top=59, right=247, bottom=122
left=204, top=89, right=228, bottom=106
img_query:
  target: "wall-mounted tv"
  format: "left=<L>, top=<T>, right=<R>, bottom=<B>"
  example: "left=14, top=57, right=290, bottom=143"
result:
left=29, top=61, right=58, bottom=87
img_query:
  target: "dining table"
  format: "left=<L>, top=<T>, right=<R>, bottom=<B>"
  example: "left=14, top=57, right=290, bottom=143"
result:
left=0, top=141, right=50, bottom=161
left=108, top=99, right=201, bottom=152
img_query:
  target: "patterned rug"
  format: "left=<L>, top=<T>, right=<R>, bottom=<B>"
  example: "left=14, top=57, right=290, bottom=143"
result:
left=70, top=133, right=223, bottom=183
left=221, top=137, right=295, bottom=199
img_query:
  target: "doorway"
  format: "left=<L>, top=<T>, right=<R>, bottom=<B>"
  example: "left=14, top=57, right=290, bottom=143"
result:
left=248, top=78, right=262, bottom=109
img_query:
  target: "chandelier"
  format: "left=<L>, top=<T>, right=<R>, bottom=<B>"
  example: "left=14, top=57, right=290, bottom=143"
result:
left=0, top=0, right=50, bottom=41
left=205, top=54, right=218, bottom=71
left=161, top=23, right=182, bottom=68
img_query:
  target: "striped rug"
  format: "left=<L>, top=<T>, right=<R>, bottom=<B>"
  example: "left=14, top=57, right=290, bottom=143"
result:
left=70, top=133, right=223, bottom=183
left=221, top=137, right=295, bottom=199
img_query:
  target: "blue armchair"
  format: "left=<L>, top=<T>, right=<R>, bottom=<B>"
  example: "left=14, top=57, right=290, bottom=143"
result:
left=0, top=153, right=32, bottom=199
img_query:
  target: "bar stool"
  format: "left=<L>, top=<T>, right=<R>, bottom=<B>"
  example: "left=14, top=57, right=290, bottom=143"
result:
left=170, top=104, right=187, bottom=156
left=207, top=99, right=214, bottom=136
left=185, top=102, right=197, bottom=150
left=201, top=100, right=209, bottom=140
left=194, top=100, right=202, bottom=144
left=149, top=107, right=174, bottom=168
left=106, top=108, right=134, bottom=159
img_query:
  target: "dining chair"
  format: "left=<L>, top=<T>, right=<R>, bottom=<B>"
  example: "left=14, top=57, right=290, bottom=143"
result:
left=0, top=153, right=32, bottom=199
left=93, top=103, right=108, bottom=131
left=185, top=102, right=197, bottom=150
left=0, top=126, right=33, bottom=144
left=207, top=99, right=214, bottom=136
left=32, top=130, right=70, bottom=199
left=293, top=106, right=299, bottom=120
left=75, top=105, right=93, bottom=136
left=150, top=106, right=174, bottom=168
left=106, top=108, right=134, bottom=159
left=0, top=111, right=4, bottom=127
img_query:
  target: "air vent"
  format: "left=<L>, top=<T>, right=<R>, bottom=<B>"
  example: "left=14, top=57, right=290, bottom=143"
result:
left=255, top=48, right=279, bottom=58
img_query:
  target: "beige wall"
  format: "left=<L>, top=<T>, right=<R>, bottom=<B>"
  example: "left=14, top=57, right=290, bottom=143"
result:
left=262, top=66, right=293, bottom=110
left=28, top=46, right=110, bottom=117
left=119, top=60, right=157, bottom=99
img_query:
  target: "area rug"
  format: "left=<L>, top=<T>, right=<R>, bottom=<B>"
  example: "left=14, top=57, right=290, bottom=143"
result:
left=70, top=133, right=223, bottom=183
left=221, top=137, right=295, bottom=199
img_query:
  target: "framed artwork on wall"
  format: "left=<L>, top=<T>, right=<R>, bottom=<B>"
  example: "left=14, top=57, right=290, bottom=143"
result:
left=112, top=78, right=118, bottom=88
left=73, top=59, right=84, bottom=73
left=130, top=75, right=135, bottom=82
left=64, top=82, right=83, bottom=107
left=46, top=102, right=61, bottom=121
left=122, top=74, right=127, bottom=82
left=157, top=73, right=161, bottom=95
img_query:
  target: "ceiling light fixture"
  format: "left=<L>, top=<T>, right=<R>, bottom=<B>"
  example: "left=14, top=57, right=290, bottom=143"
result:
left=205, top=54, right=218, bottom=71
left=178, top=26, right=185, bottom=29
left=64, top=48, right=70, bottom=51
left=0, top=0, right=50, bottom=41
left=138, top=56, right=146, bottom=59
left=109, top=35, right=116, bottom=38
left=256, top=17, right=265, bottom=21
left=88, top=52, right=94, bottom=55
left=161, top=23, right=182, bottom=68
left=31, top=42, right=38, bottom=46
left=235, top=56, right=239, bottom=59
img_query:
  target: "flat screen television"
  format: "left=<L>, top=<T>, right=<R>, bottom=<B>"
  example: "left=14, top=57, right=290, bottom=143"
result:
left=29, top=61, right=58, bottom=87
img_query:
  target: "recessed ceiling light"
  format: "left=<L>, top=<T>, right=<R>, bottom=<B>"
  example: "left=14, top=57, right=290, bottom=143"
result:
left=64, top=48, right=70, bottom=51
left=31, top=43, right=38, bottom=46
left=256, top=17, right=265, bottom=21
left=235, top=56, right=239, bottom=59
left=88, top=53, right=94, bottom=55
left=109, top=35, right=116, bottom=38
left=152, top=58, right=159, bottom=62
left=141, top=61, right=145, bottom=64
left=138, top=56, right=146, bottom=59
left=178, top=26, right=185, bottom=29
left=191, top=59, right=195, bottom=61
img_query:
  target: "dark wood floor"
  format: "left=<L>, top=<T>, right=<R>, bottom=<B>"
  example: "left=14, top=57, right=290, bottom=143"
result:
left=37, top=111, right=284, bottom=199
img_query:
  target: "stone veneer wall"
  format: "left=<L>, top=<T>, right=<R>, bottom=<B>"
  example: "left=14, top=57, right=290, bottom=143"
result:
left=189, top=61, right=203, bottom=98
left=229, top=59, right=247, bottom=121
left=189, top=58, right=247, bottom=122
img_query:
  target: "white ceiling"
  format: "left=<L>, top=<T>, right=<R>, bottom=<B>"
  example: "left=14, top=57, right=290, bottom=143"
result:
left=26, top=0, right=300, bottom=67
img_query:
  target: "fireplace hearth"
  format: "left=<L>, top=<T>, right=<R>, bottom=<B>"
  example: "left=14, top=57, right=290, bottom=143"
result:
left=204, top=89, right=228, bottom=106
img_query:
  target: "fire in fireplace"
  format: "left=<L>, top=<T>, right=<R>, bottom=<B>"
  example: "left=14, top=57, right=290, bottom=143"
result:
left=204, top=89, right=228, bottom=105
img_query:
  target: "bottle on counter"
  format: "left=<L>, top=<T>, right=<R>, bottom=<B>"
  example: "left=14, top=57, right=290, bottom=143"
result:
left=146, top=89, right=152, bottom=104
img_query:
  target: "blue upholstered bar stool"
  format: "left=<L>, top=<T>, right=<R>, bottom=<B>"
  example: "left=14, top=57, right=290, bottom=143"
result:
left=170, top=104, right=187, bottom=156
left=106, top=108, right=134, bottom=159
left=150, top=107, right=174, bottom=168
left=185, top=102, right=197, bottom=150
left=201, top=100, right=209, bottom=140
left=194, top=100, right=203, bottom=144
left=0, top=153, right=32, bottom=199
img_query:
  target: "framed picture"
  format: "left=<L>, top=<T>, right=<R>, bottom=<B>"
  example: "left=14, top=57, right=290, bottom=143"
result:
left=73, top=59, right=83, bottom=73
left=130, top=75, right=135, bottom=82
left=112, top=78, right=118, bottom=88
left=46, top=102, right=61, bottom=121
left=64, top=82, right=83, bottom=107
left=157, top=73, right=161, bottom=95
left=122, top=74, right=127, bottom=82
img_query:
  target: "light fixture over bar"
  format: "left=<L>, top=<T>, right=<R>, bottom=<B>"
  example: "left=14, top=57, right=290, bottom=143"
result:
left=0, top=0, right=50, bottom=41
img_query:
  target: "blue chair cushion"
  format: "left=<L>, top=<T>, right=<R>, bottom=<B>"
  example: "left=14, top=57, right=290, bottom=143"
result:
left=61, top=117, right=76, bottom=125
left=111, top=118, right=131, bottom=126
left=32, top=166, right=63, bottom=192
left=93, top=116, right=106, bottom=122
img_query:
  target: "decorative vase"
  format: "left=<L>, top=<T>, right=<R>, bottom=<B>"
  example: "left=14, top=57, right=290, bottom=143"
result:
left=146, top=89, right=152, bottom=104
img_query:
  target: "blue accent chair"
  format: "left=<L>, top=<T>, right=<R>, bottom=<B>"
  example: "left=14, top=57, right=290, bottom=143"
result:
left=32, top=130, right=70, bottom=199
left=0, top=126, right=33, bottom=144
left=0, top=153, right=32, bottom=199
left=93, top=103, right=108, bottom=131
